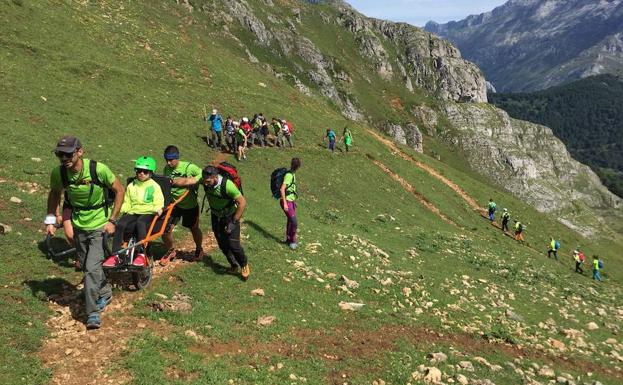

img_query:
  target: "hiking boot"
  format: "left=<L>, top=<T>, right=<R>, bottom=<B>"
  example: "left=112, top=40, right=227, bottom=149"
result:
left=241, top=264, right=250, bottom=280
left=86, top=313, right=101, bottom=330
left=133, top=253, right=147, bottom=267
left=189, top=247, right=204, bottom=262
left=228, top=264, right=239, bottom=274
left=103, top=256, right=119, bottom=268
left=288, top=243, right=298, bottom=250
left=159, top=249, right=176, bottom=266
left=96, top=295, right=112, bottom=312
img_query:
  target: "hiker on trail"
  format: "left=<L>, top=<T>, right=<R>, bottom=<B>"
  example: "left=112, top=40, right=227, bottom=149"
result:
left=161, top=145, right=204, bottom=265
left=208, top=109, right=223, bottom=150
left=592, top=255, right=603, bottom=281
left=281, top=119, right=293, bottom=147
left=573, top=247, right=585, bottom=274
left=279, top=158, right=301, bottom=249
left=547, top=237, right=560, bottom=260
left=501, top=208, right=510, bottom=232
left=224, top=116, right=237, bottom=154
left=201, top=165, right=250, bottom=279
left=250, top=114, right=261, bottom=147
left=258, top=114, right=269, bottom=147
left=104, top=156, right=164, bottom=268
left=236, top=123, right=248, bottom=161
left=271, top=117, right=283, bottom=148
left=339, top=126, right=353, bottom=152
left=325, top=128, right=336, bottom=152
left=487, top=199, right=497, bottom=221
left=514, top=220, right=525, bottom=242
left=45, top=136, right=125, bottom=329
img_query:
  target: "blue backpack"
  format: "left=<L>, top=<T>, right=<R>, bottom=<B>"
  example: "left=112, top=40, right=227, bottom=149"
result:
left=554, top=240, right=560, bottom=250
left=598, top=260, right=604, bottom=269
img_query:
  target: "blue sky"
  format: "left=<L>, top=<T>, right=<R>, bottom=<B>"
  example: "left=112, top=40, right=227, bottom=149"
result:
left=346, top=0, right=508, bottom=26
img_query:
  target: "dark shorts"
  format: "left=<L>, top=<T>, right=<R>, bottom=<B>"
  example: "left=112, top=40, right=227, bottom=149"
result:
left=62, top=205, right=72, bottom=222
left=168, top=205, right=200, bottom=229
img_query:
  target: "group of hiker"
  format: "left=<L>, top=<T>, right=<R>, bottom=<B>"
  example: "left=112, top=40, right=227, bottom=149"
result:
left=323, top=127, right=353, bottom=153
left=206, top=109, right=294, bottom=160
left=486, top=198, right=604, bottom=281
left=45, top=136, right=301, bottom=329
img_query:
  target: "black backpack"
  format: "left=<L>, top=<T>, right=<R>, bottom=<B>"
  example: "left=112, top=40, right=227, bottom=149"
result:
left=270, top=168, right=295, bottom=199
left=61, top=159, right=115, bottom=217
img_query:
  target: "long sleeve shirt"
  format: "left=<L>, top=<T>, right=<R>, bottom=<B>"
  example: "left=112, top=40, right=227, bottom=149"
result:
left=120, top=178, right=164, bottom=215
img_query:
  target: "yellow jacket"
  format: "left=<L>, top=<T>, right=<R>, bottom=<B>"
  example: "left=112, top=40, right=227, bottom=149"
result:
left=120, top=178, right=164, bottom=215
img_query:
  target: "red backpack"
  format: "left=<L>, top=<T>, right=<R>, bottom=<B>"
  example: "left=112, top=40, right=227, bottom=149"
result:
left=201, top=162, right=243, bottom=213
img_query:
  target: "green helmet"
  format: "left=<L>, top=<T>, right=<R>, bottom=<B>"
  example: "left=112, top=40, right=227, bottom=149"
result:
left=135, top=156, right=156, bottom=172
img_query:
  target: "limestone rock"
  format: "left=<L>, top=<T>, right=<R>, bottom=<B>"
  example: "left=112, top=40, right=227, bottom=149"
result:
left=587, top=322, right=599, bottom=331
left=428, top=352, right=448, bottom=363
left=423, top=367, right=442, bottom=383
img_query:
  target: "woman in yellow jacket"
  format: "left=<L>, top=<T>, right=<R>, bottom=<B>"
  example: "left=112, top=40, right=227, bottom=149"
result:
left=104, top=156, right=164, bottom=267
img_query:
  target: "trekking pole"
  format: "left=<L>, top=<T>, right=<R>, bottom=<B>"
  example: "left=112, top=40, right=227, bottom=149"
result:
left=204, top=105, right=208, bottom=145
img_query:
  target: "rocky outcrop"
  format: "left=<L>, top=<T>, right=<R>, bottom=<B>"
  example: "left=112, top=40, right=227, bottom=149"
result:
left=384, top=122, right=424, bottom=153
left=441, top=102, right=621, bottom=234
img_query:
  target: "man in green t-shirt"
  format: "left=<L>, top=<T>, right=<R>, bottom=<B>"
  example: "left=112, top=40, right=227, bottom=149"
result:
left=202, top=166, right=250, bottom=279
left=280, top=158, right=301, bottom=250
left=161, top=145, right=204, bottom=265
left=45, top=136, right=125, bottom=329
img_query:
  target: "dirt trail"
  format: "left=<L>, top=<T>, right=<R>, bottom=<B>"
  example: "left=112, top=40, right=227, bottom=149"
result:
left=367, top=129, right=485, bottom=215
left=38, top=150, right=229, bottom=385
left=370, top=157, right=457, bottom=226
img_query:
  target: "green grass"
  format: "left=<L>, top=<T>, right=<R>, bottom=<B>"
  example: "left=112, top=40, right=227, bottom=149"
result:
left=1, top=1, right=622, bottom=384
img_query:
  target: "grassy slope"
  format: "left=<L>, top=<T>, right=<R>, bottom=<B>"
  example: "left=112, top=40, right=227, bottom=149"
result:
left=0, top=1, right=622, bottom=384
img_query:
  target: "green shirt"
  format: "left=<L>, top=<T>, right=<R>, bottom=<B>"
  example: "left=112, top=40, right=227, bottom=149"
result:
left=488, top=201, right=497, bottom=210
left=593, top=259, right=600, bottom=270
left=282, top=172, right=297, bottom=201
left=206, top=177, right=241, bottom=217
left=50, top=158, right=116, bottom=231
left=236, top=127, right=246, bottom=142
left=163, top=160, right=201, bottom=209
left=344, top=130, right=353, bottom=145
left=121, top=178, right=164, bottom=215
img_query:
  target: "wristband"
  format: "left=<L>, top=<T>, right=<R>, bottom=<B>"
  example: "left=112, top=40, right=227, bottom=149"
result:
left=108, top=218, right=118, bottom=225
left=44, top=214, right=57, bottom=225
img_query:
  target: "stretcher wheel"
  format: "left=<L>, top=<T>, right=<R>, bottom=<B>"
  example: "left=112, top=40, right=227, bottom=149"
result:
left=132, top=256, right=153, bottom=290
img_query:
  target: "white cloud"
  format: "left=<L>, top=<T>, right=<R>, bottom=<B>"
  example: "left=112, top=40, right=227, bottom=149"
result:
left=346, top=0, right=508, bottom=26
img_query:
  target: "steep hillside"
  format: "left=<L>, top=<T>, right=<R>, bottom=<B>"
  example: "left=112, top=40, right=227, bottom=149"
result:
left=490, top=74, right=623, bottom=198
left=1, top=1, right=622, bottom=385
left=425, top=0, right=623, bottom=92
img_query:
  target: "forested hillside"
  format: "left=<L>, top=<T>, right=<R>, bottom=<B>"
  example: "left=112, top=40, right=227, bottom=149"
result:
left=489, top=74, right=623, bottom=197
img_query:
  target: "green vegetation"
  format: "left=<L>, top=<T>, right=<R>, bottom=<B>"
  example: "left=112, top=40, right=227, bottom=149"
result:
left=489, top=74, right=623, bottom=197
left=0, top=1, right=622, bottom=385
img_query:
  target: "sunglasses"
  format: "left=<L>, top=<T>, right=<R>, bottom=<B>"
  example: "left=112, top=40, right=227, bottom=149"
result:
left=135, top=168, right=150, bottom=174
left=55, top=151, right=75, bottom=159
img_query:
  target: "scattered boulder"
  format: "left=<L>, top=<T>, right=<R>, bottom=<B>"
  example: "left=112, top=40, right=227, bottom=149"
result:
left=340, top=275, right=359, bottom=289
left=257, top=315, right=276, bottom=326
left=587, top=322, right=599, bottom=331
left=538, top=366, right=555, bottom=378
left=251, top=288, right=265, bottom=296
left=428, top=352, right=448, bottom=363
left=338, top=301, right=365, bottom=311
left=423, top=367, right=442, bottom=383
left=10, top=197, right=22, bottom=204
left=149, top=293, right=192, bottom=313
left=0, top=223, right=11, bottom=234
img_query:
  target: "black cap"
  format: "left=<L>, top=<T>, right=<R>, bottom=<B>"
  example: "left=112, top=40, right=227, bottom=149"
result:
left=202, top=165, right=219, bottom=177
left=55, top=136, right=82, bottom=153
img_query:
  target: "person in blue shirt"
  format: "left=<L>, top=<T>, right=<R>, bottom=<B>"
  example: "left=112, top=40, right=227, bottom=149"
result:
left=325, top=128, right=336, bottom=152
left=208, top=109, right=223, bottom=150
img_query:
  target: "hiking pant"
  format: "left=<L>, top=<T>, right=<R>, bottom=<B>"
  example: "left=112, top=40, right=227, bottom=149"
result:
left=284, top=134, right=293, bottom=147
left=112, top=214, right=155, bottom=252
left=328, top=139, right=335, bottom=152
left=211, top=130, right=223, bottom=149
left=211, top=214, right=247, bottom=268
left=488, top=210, right=495, bottom=221
left=249, top=132, right=257, bottom=147
left=575, top=262, right=583, bottom=274
left=281, top=200, right=298, bottom=244
left=226, top=133, right=236, bottom=153
left=593, top=269, right=602, bottom=281
left=502, top=219, right=509, bottom=232
left=548, top=249, right=558, bottom=260
left=75, top=228, right=112, bottom=316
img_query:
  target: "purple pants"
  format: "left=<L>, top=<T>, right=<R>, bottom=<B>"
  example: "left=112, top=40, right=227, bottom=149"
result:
left=328, top=139, right=335, bottom=152
left=281, top=200, right=298, bottom=244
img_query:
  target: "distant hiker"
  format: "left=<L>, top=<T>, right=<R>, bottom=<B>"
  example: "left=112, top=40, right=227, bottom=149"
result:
left=224, top=116, right=237, bottom=153
left=208, top=109, right=223, bottom=150
left=547, top=237, right=560, bottom=260
left=514, top=220, right=524, bottom=242
left=202, top=165, right=250, bottom=279
left=45, top=136, right=125, bottom=329
left=487, top=199, right=497, bottom=221
left=573, top=247, right=585, bottom=274
left=161, top=146, right=204, bottom=265
left=236, top=123, right=248, bottom=161
left=276, top=157, right=301, bottom=249
left=339, top=126, right=353, bottom=152
left=271, top=117, right=283, bottom=147
left=104, top=156, right=164, bottom=268
left=281, top=119, right=294, bottom=147
left=592, top=255, right=603, bottom=281
left=325, top=128, right=336, bottom=152
left=259, top=114, right=269, bottom=147
left=250, top=113, right=260, bottom=147
left=501, top=208, right=510, bottom=232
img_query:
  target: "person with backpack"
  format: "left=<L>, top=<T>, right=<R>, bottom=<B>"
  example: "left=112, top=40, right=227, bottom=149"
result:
left=224, top=116, right=237, bottom=154
left=275, top=158, right=301, bottom=249
left=325, top=128, right=336, bottom=152
left=487, top=199, right=497, bottom=222
left=501, top=208, right=510, bottom=232
left=208, top=109, right=223, bottom=150
left=573, top=247, right=585, bottom=274
left=592, top=255, right=603, bottom=281
left=44, top=136, right=125, bottom=329
left=339, top=126, right=353, bottom=152
left=161, top=145, right=204, bottom=265
left=201, top=165, right=250, bottom=279
left=547, top=237, right=560, bottom=260
left=104, top=156, right=164, bottom=268
left=258, top=113, right=269, bottom=147
left=236, top=122, right=248, bottom=161
left=271, top=117, right=283, bottom=147
left=281, top=119, right=293, bottom=147
left=514, top=220, right=524, bottom=243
